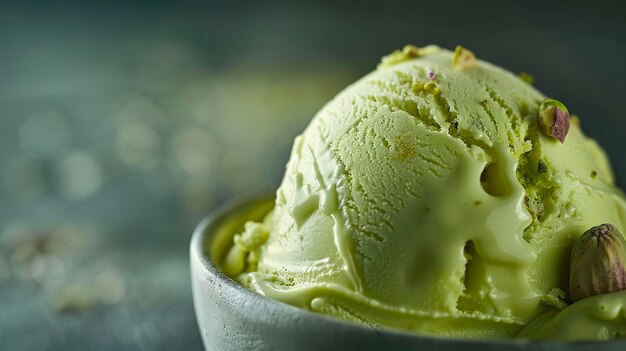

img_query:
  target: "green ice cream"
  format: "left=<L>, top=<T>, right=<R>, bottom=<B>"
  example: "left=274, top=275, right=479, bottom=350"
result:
left=517, top=290, right=626, bottom=340
left=220, top=45, right=626, bottom=339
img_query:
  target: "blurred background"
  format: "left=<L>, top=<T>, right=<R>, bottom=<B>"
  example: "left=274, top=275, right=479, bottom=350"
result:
left=0, top=0, right=625, bottom=350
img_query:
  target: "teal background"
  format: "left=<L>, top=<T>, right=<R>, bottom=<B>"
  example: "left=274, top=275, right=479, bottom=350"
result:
left=0, top=1, right=624, bottom=349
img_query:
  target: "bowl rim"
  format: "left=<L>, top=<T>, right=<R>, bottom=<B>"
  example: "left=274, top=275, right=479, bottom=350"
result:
left=190, top=193, right=626, bottom=349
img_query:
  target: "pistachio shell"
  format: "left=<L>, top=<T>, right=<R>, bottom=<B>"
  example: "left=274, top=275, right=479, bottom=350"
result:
left=569, top=223, right=626, bottom=302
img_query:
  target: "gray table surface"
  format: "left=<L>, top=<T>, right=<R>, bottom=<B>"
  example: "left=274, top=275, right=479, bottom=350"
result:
left=0, top=1, right=625, bottom=350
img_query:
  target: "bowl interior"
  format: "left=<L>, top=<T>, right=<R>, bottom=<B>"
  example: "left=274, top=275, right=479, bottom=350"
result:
left=206, top=195, right=274, bottom=269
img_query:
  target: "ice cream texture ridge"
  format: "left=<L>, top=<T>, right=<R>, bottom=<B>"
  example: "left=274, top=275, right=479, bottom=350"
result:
left=220, top=45, right=626, bottom=339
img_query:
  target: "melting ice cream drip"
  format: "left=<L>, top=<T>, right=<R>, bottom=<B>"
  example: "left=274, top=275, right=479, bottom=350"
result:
left=288, top=134, right=363, bottom=292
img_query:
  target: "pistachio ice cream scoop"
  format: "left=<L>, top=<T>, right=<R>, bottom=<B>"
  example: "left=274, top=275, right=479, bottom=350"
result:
left=219, top=45, right=626, bottom=339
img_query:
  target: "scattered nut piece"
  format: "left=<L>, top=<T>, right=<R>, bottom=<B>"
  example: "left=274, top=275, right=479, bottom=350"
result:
left=518, top=72, right=534, bottom=85
left=538, top=99, right=570, bottom=143
left=452, top=45, right=476, bottom=70
left=402, top=45, right=421, bottom=58
left=411, top=83, right=424, bottom=94
left=423, top=81, right=440, bottom=95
